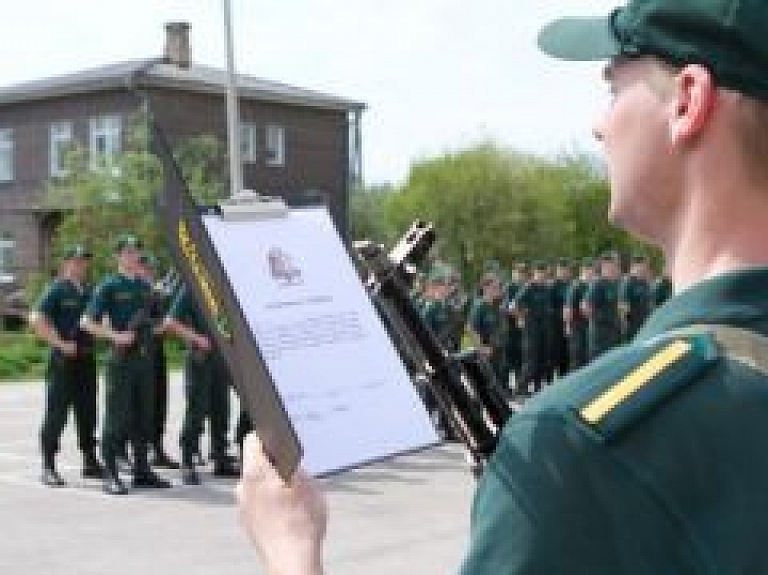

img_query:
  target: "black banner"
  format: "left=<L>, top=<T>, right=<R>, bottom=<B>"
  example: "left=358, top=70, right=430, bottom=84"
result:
left=151, top=122, right=301, bottom=481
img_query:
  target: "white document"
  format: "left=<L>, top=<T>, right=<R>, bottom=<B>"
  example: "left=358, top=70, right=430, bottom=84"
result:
left=203, top=208, right=439, bottom=475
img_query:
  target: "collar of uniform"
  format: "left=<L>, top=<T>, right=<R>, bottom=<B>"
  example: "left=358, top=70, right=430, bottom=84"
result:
left=637, top=267, right=768, bottom=339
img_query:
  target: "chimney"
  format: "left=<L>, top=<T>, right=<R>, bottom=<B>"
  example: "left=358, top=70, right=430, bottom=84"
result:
left=164, top=22, right=191, bottom=68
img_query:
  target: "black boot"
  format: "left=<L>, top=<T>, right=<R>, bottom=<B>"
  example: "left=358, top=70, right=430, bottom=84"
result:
left=82, top=451, right=105, bottom=479
left=180, top=453, right=200, bottom=486
left=102, top=462, right=128, bottom=495
left=212, top=454, right=239, bottom=478
left=151, top=443, right=180, bottom=470
left=41, top=453, right=65, bottom=487
left=133, top=445, right=172, bottom=489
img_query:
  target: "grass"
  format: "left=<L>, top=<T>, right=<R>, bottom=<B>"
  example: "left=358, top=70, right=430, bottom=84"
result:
left=0, top=330, right=185, bottom=382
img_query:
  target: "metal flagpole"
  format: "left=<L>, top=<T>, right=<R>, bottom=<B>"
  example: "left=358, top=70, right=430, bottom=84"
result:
left=222, top=0, right=243, bottom=198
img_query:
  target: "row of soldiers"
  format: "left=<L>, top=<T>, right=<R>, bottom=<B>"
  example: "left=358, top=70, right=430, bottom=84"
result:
left=415, top=252, right=672, bottom=398
left=29, top=235, right=245, bottom=495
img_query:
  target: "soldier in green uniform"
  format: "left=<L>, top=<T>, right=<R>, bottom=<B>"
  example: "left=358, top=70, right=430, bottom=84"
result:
left=619, top=255, right=652, bottom=341
left=467, top=271, right=508, bottom=386
left=420, top=266, right=457, bottom=352
left=563, top=258, right=596, bottom=371
left=81, top=234, right=171, bottom=494
left=511, top=261, right=553, bottom=396
left=550, top=259, right=572, bottom=378
left=164, top=286, right=239, bottom=484
left=236, top=1, right=768, bottom=573
left=30, top=245, right=103, bottom=486
left=583, top=252, right=622, bottom=360
left=136, top=253, right=179, bottom=470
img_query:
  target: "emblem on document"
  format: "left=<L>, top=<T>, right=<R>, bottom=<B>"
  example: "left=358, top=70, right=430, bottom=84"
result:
left=267, top=247, right=303, bottom=287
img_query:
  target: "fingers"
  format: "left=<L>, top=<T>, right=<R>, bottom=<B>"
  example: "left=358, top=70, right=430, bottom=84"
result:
left=241, top=433, right=283, bottom=487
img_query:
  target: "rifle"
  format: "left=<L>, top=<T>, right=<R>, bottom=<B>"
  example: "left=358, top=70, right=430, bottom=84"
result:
left=353, top=221, right=516, bottom=475
left=112, top=274, right=178, bottom=360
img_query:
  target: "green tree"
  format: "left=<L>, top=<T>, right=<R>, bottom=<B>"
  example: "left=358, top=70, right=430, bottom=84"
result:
left=43, top=118, right=227, bottom=292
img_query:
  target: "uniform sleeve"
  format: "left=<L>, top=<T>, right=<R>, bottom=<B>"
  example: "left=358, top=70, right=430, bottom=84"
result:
left=513, top=285, right=530, bottom=312
left=36, top=283, right=58, bottom=318
left=457, top=412, right=705, bottom=575
left=84, top=281, right=110, bottom=321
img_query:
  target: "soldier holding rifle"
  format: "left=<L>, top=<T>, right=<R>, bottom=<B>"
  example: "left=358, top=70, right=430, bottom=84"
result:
left=81, top=234, right=171, bottom=495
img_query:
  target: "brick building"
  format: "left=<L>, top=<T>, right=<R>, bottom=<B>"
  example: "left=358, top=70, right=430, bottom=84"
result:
left=0, top=22, right=365, bottom=302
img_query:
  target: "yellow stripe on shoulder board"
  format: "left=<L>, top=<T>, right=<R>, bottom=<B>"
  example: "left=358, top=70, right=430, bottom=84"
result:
left=581, top=340, right=692, bottom=425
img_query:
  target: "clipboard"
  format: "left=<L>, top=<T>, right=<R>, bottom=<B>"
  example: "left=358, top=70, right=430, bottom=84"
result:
left=153, top=127, right=438, bottom=480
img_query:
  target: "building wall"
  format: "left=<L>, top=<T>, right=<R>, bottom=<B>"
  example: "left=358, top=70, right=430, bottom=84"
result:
left=146, top=87, right=350, bottom=234
left=0, top=85, right=351, bottom=288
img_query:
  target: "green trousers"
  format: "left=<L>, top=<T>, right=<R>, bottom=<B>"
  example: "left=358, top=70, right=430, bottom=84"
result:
left=40, top=352, right=98, bottom=456
left=588, top=320, right=622, bottom=361
left=101, top=351, right=154, bottom=472
left=568, top=320, right=589, bottom=371
left=179, top=350, right=231, bottom=462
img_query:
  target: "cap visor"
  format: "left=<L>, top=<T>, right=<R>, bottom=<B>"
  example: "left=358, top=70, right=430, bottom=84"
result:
left=538, top=16, right=619, bottom=61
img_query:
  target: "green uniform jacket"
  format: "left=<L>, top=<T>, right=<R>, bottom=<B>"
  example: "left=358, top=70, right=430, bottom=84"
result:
left=37, top=278, right=93, bottom=358
left=585, top=277, right=621, bottom=358
left=460, top=267, right=768, bottom=574
left=619, top=275, right=651, bottom=341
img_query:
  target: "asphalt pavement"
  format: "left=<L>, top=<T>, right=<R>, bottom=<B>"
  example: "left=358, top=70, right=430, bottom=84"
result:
left=0, top=372, right=475, bottom=575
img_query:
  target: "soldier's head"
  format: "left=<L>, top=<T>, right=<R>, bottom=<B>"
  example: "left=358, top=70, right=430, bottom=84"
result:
left=114, top=234, right=143, bottom=274
left=425, top=266, right=453, bottom=301
left=538, top=0, right=768, bottom=251
left=555, top=259, right=572, bottom=280
left=599, top=252, right=621, bottom=279
left=531, top=261, right=549, bottom=282
left=580, top=258, right=596, bottom=282
left=630, top=255, right=650, bottom=279
left=60, top=244, right=92, bottom=282
left=480, top=272, right=503, bottom=302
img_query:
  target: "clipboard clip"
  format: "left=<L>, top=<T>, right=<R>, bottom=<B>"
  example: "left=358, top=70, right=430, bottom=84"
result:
left=219, top=189, right=288, bottom=220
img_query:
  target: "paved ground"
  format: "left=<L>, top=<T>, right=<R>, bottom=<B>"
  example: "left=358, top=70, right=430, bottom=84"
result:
left=0, top=372, right=475, bottom=574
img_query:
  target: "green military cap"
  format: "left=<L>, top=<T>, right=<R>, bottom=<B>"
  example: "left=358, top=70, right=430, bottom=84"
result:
left=62, top=244, right=92, bottom=260
left=114, top=233, right=143, bottom=253
left=581, top=257, right=596, bottom=268
left=427, top=266, right=452, bottom=284
left=600, top=250, right=620, bottom=262
left=532, top=260, right=549, bottom=271
left=538, top=0, right=768, bottom=102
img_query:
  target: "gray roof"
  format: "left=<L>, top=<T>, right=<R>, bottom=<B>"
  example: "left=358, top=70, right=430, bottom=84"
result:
left=0, top=59, right=366, bottom=112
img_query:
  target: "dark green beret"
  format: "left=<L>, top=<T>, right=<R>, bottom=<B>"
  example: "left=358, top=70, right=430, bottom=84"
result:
left=63, top=244, right=92, bottom=260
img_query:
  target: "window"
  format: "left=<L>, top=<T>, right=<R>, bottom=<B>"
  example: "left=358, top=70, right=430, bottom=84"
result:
left=240, top=122, right=258, bottom=163
left=0, top=129, right=14, bottom=182
left=89, top=115, right=121, bottom=168
left=49, top=121, right=73, bottom=177
left=0, top=233, right=15, bottom=283
left=266, top=124, right=285, bottom=167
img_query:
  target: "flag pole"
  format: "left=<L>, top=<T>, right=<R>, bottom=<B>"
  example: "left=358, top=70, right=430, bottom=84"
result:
left=222, top=0, right=243, bottom=198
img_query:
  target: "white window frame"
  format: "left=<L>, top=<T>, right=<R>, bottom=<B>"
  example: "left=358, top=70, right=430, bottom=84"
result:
left=49, top=121, right=73, bottom=178
left=0, top=129, right=14, bottom=182
left=0, top=233, right=15, bottom=283
left=240, top=122, right=258, bottom=163
left=265, top=124, right=285, bottom=167
left=89, top=115, right=121, bottom=168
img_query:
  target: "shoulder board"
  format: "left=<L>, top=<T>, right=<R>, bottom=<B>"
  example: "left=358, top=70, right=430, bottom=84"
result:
left=575, top=334, right=720, bottom=441
left=525, top=333, right=720, bottom=442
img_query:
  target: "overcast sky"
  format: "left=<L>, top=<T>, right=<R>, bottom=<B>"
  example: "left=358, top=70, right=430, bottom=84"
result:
left=2, top=0, right=619, bottom=184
